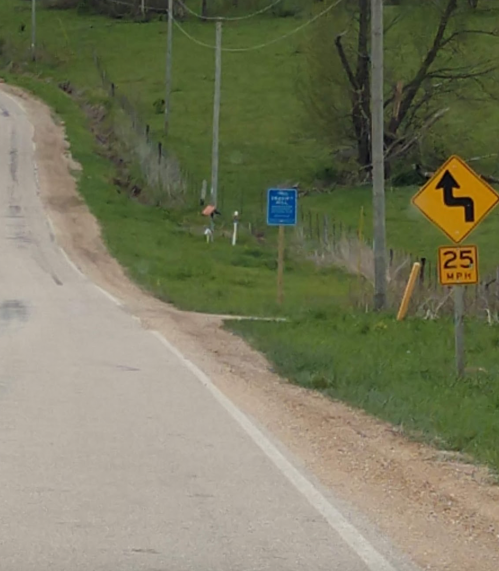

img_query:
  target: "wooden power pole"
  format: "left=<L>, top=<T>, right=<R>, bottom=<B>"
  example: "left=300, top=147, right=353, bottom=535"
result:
left=165, top=0, right=174, bottom=133
left=210, top=20, right=222, bottom=207
left=31, top=0, right=36, bottom=62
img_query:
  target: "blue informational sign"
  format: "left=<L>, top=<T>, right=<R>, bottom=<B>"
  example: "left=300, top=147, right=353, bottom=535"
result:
left=267, top=189, right=298, bottom=226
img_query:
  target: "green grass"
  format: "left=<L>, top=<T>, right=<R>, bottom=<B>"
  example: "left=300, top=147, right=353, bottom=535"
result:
left=228, top=309, right=499, bottom=473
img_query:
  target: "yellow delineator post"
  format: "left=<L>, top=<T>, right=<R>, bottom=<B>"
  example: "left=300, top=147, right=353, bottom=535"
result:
left=396, top=262, right=421, bottom=321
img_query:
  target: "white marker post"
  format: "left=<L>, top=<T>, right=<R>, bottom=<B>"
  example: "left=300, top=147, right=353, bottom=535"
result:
left=204, top=227, right=213, bottom=243
left=232, top=211, right=239, bottom=246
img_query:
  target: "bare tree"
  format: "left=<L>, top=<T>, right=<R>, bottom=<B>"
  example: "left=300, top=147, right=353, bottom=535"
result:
left=302, top=0, right=499, bottom=180
left=201, top=0, right=208, bottom=20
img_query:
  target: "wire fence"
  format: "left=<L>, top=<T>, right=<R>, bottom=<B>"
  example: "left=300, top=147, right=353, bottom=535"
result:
left=93, top=51, right=282, bottom=237
left=297, top=208, right=499, bottom=317
left=94, top=52, right=201, bottom=209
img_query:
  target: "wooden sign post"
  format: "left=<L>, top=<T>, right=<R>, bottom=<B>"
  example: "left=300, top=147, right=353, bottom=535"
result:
left=267, top=189, right=298, bottom=306
left=277, top=225, right=285, bottom=305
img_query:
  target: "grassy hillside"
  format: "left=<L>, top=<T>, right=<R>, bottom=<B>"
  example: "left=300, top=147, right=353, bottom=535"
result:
left=2, top=1, right=499, bottom=270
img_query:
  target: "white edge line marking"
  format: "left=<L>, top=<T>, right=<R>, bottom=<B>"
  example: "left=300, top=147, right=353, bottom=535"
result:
left=0, top=89, right=26, bottom=112
left=151, top=330, right=399, bottom=571
left=93, top=284, right=123, bottom=307
left=57, top=239, right=123, bottom=307
left=1, top=85, right=399, bottom=570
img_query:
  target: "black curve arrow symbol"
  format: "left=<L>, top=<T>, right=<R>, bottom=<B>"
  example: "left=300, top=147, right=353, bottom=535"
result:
left=436, top=170, right=475, bottom=223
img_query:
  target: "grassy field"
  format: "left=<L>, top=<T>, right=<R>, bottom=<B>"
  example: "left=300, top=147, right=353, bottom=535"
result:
left=3, top=1, right=499, bottom=473
left=228, top=308, right=499, bottom=473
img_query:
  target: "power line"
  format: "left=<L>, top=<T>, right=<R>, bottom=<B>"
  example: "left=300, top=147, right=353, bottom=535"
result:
left=176, top=0, right=283, bottom=21
left=102, top=0, right=163, bottom=12
left=101, top=0, right=281, bottom=19
left=172, top=0, right=344, bottom=53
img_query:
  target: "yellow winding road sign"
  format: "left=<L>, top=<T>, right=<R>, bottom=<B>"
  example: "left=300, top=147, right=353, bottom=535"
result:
left=412, top=155, right=499, bottom=243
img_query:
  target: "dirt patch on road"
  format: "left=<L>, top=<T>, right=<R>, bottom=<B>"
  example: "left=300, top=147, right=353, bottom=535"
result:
left=3, top=82, right=499, bottom=571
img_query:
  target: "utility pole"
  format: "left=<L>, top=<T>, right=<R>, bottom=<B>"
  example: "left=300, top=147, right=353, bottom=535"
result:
left=31, top=0, right=36, bottom=62
left=164, top=0, right=173, bottom=133
left=371, top=0, right=387, bottom=310
left=210, top=20, right=222, bottom=207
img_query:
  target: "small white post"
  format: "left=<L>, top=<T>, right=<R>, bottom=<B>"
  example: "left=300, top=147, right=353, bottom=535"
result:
left=232, top=211, right=239, bottom=246
left=204, top=227, right=213, bottom=243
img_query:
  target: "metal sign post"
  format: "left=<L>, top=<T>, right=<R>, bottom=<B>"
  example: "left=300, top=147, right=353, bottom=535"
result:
left=437, top=245, right=479, bottom=377
left=454, top=285, right=465, bottom=378
left=267, top=189, right=298, bottom=306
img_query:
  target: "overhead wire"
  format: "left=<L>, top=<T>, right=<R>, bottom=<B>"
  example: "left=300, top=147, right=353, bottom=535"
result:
left=79, top=0, right=344, bottom=53
left=101, top=0, right=161, bottom=10
left=172, top=0, right=344, bottom=52
left=175, top=0, right=284, bottom=21
left=101, top=0, right=282, bottom=19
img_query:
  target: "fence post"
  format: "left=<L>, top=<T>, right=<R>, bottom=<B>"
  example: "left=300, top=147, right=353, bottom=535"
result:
left=419, top=257, right=426, bottom=286
left=239, top=183, right=244, bottom=216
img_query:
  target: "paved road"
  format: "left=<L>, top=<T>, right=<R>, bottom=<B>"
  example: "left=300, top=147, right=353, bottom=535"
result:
left=0, top=90, right=413, bottom=571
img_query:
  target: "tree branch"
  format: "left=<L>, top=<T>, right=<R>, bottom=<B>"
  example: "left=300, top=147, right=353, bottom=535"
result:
left=394, top=0, right=458, bottom=131
left=386, top=107, right=450, bottom=162
left=334, top=33, right=358, bottom=92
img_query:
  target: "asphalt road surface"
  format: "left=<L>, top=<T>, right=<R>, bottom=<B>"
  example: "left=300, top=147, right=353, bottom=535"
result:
left=0, top=90, right=417, bottom=571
